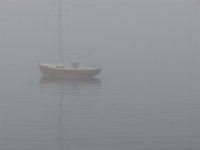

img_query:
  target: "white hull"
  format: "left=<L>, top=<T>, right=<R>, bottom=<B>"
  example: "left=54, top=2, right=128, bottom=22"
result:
left=39, top=63, right=101, bottom=79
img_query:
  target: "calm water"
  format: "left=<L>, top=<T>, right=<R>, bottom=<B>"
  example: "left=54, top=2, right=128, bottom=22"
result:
left=0, top=1, right=200, bottom=150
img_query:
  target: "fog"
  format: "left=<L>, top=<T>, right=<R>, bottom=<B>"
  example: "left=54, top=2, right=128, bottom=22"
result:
left=0, top=0, right=200, bottom=149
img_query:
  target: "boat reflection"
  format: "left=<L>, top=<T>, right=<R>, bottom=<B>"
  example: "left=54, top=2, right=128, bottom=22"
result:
left=39, top=76, right=101, bottom=96
left=38, top=76, right=101, bottom=150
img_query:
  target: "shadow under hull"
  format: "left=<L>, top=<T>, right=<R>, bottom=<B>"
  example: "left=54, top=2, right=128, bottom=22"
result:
left=39, top=76, right=101, bottom=85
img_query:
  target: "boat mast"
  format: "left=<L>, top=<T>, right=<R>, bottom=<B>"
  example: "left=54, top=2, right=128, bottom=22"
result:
left=58, top=0, right=63, bottom=63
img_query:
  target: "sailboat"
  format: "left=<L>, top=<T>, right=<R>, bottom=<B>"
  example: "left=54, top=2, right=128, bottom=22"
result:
left=38, top=0, right=101, bottom=79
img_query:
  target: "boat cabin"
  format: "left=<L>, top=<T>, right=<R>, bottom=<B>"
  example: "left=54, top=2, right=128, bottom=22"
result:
left=56, top=65, right=65, bottom=68
left=71, top=63, right=79, bottom=69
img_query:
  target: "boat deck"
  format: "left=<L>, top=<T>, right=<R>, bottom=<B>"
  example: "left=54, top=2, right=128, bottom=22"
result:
left=40, top=63, right=101, bottom=70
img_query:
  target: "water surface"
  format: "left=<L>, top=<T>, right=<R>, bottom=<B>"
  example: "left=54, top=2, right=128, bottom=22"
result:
left=0, top=1, right=200, bottom=150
